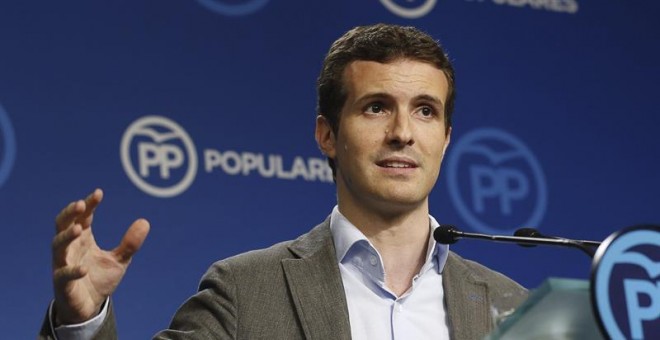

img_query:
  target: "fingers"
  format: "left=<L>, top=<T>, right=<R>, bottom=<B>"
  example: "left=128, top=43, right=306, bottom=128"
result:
left=52, top=224, right=82, bottom=253
left=113, top=219, right=150, bottom=264
left=55, top=200, right=84, bottom=233
left=55, top=189, right=103, bottom=232
left=78, top=188, right=103, bottom=227
left=53, top=264, right=87, bottom=286
left=52, top=225, right=88, bottom=286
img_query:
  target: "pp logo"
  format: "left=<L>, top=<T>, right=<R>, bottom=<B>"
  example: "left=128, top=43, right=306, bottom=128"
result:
left=120, top=116, right=198, bottom=198
left=593, top=226, right=660, bottom=339
left=196, top=0, right=269, bottom=16
left=380, top=0, right=437, bottom=19
left=446, top=128, right=547, bottom=234
left=0, top=103, right=16, bottom=189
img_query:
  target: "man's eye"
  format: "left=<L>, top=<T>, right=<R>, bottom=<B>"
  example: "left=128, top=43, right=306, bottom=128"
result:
left=365, top=103, right=384, bottom=114
left=420, top=106, right=434, bottom=117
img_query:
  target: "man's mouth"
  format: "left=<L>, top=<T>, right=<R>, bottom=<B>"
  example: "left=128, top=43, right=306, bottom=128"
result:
left=376, top=159, right=418, bottom=169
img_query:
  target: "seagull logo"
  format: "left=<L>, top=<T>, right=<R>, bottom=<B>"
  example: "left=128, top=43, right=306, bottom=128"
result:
left=446, top=127, right=547, bottom=234
left=120, top=116, right=198, bottom=198
left=593, top=226, right=660, bottom=339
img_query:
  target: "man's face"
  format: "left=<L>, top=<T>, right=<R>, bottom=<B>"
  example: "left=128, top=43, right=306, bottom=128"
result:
left=317, top=59, right=451, bottom=215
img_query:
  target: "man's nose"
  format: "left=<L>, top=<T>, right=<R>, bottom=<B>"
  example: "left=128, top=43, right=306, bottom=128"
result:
left=386, top=112, right=414, bottom=147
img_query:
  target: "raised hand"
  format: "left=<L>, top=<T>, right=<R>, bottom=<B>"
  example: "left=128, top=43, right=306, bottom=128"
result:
left=51, top=189, right=150, bottom=324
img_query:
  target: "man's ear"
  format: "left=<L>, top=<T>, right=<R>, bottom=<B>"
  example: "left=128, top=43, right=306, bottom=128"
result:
left=443, top=127, right=451, bottom=155
left=316, top=115, right=336, bottom=159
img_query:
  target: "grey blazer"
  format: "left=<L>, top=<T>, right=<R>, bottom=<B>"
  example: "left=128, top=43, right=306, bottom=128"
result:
left=41, top=219, right=527, bottom=339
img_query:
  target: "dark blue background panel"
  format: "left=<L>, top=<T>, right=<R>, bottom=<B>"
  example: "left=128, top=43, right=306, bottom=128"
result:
left=0, top=1, right=658, bottom=338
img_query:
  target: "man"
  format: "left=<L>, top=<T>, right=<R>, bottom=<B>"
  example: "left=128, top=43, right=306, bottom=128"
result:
left=41, top=24, right=527, bottom=339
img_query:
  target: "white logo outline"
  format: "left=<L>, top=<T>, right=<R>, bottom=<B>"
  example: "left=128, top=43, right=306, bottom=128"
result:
left=120, top=116, right=198, bottom=198
left=379, top=0, right=437, bottom=19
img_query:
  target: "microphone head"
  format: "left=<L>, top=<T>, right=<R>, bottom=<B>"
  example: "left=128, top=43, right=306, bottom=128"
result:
left=434, top=225, right=460, bottom=244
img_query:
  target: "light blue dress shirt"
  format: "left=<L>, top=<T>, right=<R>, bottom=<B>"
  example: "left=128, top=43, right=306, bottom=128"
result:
left=329, top=206, right=451, bottom=340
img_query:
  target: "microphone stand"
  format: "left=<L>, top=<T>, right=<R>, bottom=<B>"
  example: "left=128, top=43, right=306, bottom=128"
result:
left=435, top=226, right=599, bottom=258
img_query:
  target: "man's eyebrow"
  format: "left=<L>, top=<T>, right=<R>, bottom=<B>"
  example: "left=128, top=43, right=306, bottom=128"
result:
left=414, top=94, right=445, bottom=113
left=353, top=93, right=445, bottom=110
left=414, top=94, right=444, bottom=106
left=354, top=92, right=392, bottom=104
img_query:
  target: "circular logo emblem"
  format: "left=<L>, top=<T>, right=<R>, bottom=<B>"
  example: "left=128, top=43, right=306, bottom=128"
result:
left=0, top=104, right=16, bottom=189
left=196, top=0, right=270, bottom=16
left=120, top=116, right=198, bottom=198
left=446, top=128, right=547, bottom=234
left=379, top=0, right=437, bottom=19
left=592, top=226, right=660, bottom=339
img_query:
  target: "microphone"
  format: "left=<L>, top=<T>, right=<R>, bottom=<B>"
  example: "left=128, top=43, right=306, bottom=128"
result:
left=434, top=225, right=598, bottom=258
left=514, top=227, right=601, bottom=247
left=434, top=225, right=462, bottom=244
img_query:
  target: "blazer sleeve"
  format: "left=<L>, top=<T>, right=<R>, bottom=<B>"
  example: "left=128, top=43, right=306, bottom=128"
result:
left=37, top=262, right=237, bottom=340
left=37, top=301, right=118, bottom=340
left=153, top=260, right=238, bottom=339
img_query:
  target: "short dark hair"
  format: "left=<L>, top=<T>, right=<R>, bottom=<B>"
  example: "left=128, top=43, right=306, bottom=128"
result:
left=316, top=23, right=456, bottom=178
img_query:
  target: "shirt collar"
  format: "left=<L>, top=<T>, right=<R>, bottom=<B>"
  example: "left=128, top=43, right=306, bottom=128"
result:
left=329, top=205, right=449, bottom=274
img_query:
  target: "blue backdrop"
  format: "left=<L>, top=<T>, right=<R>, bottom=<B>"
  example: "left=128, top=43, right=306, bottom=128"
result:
left=1, top=1, right=658, bottom=338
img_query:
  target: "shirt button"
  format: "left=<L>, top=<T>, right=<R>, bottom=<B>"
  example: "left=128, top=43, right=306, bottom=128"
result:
left=369, top=255, right=378, bottom=266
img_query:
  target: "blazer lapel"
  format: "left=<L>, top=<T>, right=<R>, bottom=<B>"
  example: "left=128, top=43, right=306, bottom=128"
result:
left=443, top=253, right=493, bottom=339
left=282, top=220, right=352, bottom=340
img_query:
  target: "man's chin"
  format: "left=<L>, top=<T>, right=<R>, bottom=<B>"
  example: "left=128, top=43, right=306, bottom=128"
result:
left=371, top=192, right=429, bottom=213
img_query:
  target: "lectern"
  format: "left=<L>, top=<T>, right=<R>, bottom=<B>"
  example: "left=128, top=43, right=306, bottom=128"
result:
left=486, top=278, right=603, bottom=339
left=486, top=225, right=659, bottom=340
